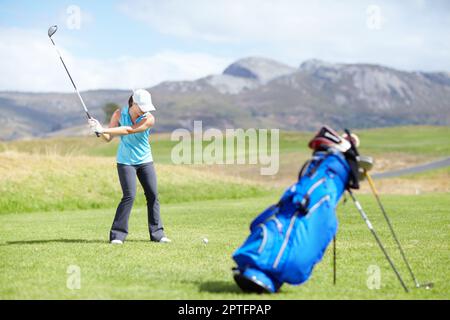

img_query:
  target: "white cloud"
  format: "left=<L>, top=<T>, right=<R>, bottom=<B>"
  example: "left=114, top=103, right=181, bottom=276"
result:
left=0, top=27, right=230, bottom=92
left=119, top=0, right=450, bottom=71
left=1, top=2, right=449, bottom=92
left=119, top=0, right=355, bottom=43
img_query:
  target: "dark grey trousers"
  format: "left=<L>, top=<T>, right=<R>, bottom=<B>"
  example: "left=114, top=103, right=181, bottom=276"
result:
left=110, top=162, right=165, bottom=242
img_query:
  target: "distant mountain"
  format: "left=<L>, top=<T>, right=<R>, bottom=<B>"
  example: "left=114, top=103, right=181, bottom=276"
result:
left=1, top=57, right=449, bottom=140
left=0, top=90, right=131, bottom=140
left=223, top=57, right=296, bottom=83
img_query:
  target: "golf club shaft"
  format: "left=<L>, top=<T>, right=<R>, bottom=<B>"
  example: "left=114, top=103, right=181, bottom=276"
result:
left=49, top=37, right=100, bottom=137
left=365, top=172, right=420, bottom=287
left=50, top=39, right=91, bottom=118
left=348, top=190, right=409, bottom=292
left=333, top=236, right=336, bottom=285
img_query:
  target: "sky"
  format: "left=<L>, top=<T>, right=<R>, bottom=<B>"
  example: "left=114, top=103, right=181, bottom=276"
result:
left=0, top=0, right=449, bottom=92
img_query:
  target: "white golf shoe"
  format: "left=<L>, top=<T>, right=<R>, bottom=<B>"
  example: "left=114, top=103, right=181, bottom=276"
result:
left=111, top=239, right=123, bottom=245
left=158, top=237, right=172, bottom=243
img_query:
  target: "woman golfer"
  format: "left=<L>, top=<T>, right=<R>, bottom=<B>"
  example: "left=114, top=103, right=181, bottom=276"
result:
left=88, top=89, right=170, bottom=244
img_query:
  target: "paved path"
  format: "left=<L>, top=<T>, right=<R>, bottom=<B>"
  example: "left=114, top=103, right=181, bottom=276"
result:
left=372, top=157, right=450, bottom=179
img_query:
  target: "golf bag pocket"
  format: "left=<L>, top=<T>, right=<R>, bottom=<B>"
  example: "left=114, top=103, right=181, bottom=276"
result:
left=250, top=205, right=279, bottom=231
left=235, top=209, right=284, bottom=270
left=274, top=196, right=335, bottom=284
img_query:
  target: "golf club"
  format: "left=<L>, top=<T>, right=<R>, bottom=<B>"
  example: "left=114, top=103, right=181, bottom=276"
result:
left=348, top=189, right=409, bottom=292
left=47, top=25, right=99, bottom=137
left=365, top=172, right=434, bottom=290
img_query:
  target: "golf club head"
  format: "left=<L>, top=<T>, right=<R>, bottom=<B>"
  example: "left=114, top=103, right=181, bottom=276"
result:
left=358, top=168, right=367, bottom=181
left=48, top=25, right=58, bottom=38
left=358, top=155, right=374, bottom=171
left=419, top=282, right=434, bottom=290
left=342, top=132, right=360, bottom=148
left=308, top=126, right=351, bottom=152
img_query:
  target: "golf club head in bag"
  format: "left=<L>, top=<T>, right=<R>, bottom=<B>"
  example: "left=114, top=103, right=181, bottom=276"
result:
left=342, top=132, right=360, bottom=148
left=357, top=155, right=374, bottom=181
left=308, top=126, right=366, bottom=189
left=308, top=126, right=351, bottom=153
left=343, top=131, right=374, bottom=182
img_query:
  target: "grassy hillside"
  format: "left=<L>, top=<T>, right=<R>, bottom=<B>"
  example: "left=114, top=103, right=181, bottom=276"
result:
left=0, top=126, right=449, bottom=214
left=0, top=152, right=269, bottom=214
left=2, top=126, right=449, bottom=159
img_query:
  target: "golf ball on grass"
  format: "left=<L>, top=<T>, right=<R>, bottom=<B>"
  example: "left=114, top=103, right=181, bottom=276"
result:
left=202, top=238, right=209, bottom=244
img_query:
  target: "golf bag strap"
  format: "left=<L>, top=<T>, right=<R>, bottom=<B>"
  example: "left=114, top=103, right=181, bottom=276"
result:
left=344, top=149, right=360, bottom=189
left=343, top=128, right=361, bottom=189
left=298, top=160, right=311, bottom=180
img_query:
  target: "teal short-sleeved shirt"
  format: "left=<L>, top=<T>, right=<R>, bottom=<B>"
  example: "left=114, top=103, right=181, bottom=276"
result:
left=116, top=107, right=153, bottom=165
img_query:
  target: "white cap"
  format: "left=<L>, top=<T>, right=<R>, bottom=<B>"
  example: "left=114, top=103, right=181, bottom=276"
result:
left=132, top=89, right=156, bottom=112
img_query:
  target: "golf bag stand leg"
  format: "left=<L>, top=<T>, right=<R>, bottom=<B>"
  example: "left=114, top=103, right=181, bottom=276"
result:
left=348, top=190, right=409, bottom=292
left=365, top=172, right=433, bottom=289
left=333, top=236, right=336, bottom=285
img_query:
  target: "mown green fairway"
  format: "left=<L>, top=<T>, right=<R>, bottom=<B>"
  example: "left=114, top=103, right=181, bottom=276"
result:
left=0, top=194, right=448, bottom=299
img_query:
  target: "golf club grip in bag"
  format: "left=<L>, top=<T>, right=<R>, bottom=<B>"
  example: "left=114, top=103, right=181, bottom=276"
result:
left=232, top=149, right=351, bottom=293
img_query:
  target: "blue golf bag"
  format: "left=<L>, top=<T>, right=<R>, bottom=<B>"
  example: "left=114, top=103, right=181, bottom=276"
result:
left=232, top=149, right=352, bottom=293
